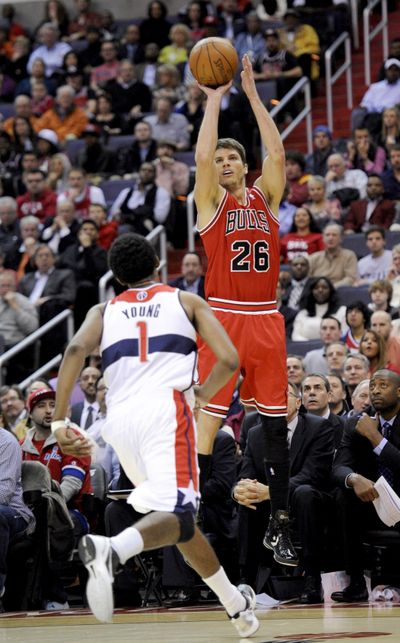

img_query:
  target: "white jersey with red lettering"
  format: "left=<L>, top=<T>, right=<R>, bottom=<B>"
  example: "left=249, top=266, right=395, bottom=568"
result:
left=100, top=284, right=197, bottom=408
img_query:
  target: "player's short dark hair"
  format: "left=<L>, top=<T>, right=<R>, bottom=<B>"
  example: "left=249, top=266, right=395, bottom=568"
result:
left=215, top=138, right=246, bottom=164
left=108, top=233, right=158, bottom=285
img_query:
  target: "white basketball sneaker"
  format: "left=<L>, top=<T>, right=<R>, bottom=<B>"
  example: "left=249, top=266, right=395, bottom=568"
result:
left=230, top=584, right=260, bottom=638
left=78, top=534, right=117, bottom=623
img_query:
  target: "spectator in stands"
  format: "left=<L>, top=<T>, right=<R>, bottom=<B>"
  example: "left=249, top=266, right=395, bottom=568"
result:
left=31, top=82, right=55, bottom=118
left=326, top=341, right=348, bottom=377
left=279, top=183, right=296, bottom=237
left=377, top=37, right=400, bottom=81
left=280, top=207, right=324, bottom=264
left=0, top=270, right=38, bottom=356
left=382, top=144, right=400, bottom=200
left=344, top=174, right=396, bottom=234
left=331, top=369, right=400, bottom=603
left=41, top=198, right=79, bottom=254
left=168, top=251, right=205, bottom=298
left=359, top=328, right=397, bottom=375
left=139, top=1, right=171, bottom=49
left=347, top=379, right=370, bottom=416
left=370, top=310, right=400, bottom=369
left=357, top=226, right=393, bottom=285
left=90, top=40, right=120, bottom=92
left=153, top=64, right=186, bottom=105
left=90, top=92, right=122, bottom=138
left=234, top=12, right=265, bottom=63
left=111, top=161, right=171, bottom=235
left=76, top=125, right=115, bottom=179
left=327, top=373, right=348, bottom=416
left=343, top=353, right=370, bottom=398
left=0, top=427, right=35, bottom=613
left=35, top=0, right=70, bottom=39
left=11, top=151, right=40, bottom=197
left=279, top=10, right=320, bottom=83
left=117, top=120, right=157, bottom=176
left=305, top=125, right=336, bottom=176
left=11, top=116, right=37, bottom=156
left=301, top=373, right=344, bottom=445
left=46, top=153, right=71, bottom=194
left=0, top=196, right=20, bottom=255
left=154, top=140, right=190, bottom=197
left=144, top=96, right=190, bottom=150
left=0, top=384, right=29, bottom=439
left=118, top=24, right=145, bottom=65
left=180, top=1, right=208, bottom=43
left=377, top=107, right=400, bottom=155
left=347, top=127, right=386, bottom=175
left=233, top=380, right=334, bottom=602
left=70, top=365, right=101, bottom=429
left=368, top=279, right=397, bottom=316
left=342, top=301, right=370, bottom=353
left=16, top=169, right=56, bottom=222
left=285, top=151, right=311, bottom=206
left=68, top=0, right=101, bottom=40
left=27, top=23, right=71, bottom=78
left=174, top=81, right=205, bottom=148
left=158, top=23, right=190, bottom=65
left=286, top=255, right=311, bottom=310
left=56, top=219, right=107, bottom=328
left=36, top=130, right=58, bottom=173
left=308, top=223, right=358, bottom=287
left=104, top=60, right=152, bottom=119
left=303, top=176, right=341, bottom=231
left=87, top=203, right=118, bottom=251
left=3, top=95, right=38, bottom=138
left=15, top=58, right=55, bottom=97
left=7, top=35, right=31, bottom=85
left=292, top=276, right=346, bottom=341
left=217, top=0, right=246, bottom=40
left=287, top=355, right=306, bottom=390
left=35, top=85, right=88, bottom=143
left=325, top=153, right=368, bottom=200
left=388, top=244, right=400, bottom=307
left=57, top=167, right=106, bottom=219
left=303, top=316, right=342, bottom=375
left=135, top=42, right=161, bottom=90
left=352, top=59, right=400, bottom=136
left=4, top=215, right=40, bottom=279
left=79, top=26, right=102, bottom=72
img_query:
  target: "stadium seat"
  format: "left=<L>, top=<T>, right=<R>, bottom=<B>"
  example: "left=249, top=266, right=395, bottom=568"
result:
left=336, top=285, right=371, bottom=306
left=286, top=339, right=323, bottom=356
left=341, top=233, right=367, bottom=259
left=65, top=139, right=85, bottom=165
left=175, top=150, right=195, bottom=167
left=254, top=80, right=277, bottom=106
left=0, top=103, right=15, bottom=119
left=106, top=135, right=134, bottom=152
left=386, top=230, right=400, bottom=250
left=100, top=178, right=132, bottom=204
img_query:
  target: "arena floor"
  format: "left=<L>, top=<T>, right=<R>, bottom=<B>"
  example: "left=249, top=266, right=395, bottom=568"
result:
left=1, top=603, right=400, bottom=642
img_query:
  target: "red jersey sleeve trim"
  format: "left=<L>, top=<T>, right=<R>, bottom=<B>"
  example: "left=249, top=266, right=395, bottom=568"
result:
left=251, top=185, right=280, bottom=226
left=198, top=189, right=228, bottom=236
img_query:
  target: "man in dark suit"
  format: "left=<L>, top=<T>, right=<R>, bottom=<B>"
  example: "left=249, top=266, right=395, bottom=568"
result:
left=70, top=365, right=101, bottom=429
left=301, top=373, right=345, bottom=449
left=344, top=174, right=396, bottom=234
left=331, top=369, right=400, bottom=602
left=117, top=121, right=157, bottom=175
left=168, top=252, right=205, bottom=299
left=233, top=382, right=335, bottom=603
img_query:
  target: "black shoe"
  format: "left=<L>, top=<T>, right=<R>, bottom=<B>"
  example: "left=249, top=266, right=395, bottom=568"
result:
left=164, top=589, right=200, bottom=608
left=263, top=510, right=299, bottom=567
left=300, top=575, right=323, bottom=604
left=331, top=579, right=368, bottom=603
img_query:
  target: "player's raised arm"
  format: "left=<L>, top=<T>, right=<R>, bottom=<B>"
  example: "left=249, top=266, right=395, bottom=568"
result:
left=194, top=82, right=231, bottom=228
left=240, top=54, right=285, bottom=216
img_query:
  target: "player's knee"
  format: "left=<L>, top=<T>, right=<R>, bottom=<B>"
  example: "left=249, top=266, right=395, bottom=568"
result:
left=176, top=510, right=195, bottom=543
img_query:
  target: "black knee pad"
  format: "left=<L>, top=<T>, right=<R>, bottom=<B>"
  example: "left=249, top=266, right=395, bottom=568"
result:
left=176, top=510, right=195, bottom=543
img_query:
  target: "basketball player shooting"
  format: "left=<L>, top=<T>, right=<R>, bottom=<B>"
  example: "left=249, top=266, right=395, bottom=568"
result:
left=50, top=233, right=259, bottom=637
left=195, top=54, right=298, bottom=566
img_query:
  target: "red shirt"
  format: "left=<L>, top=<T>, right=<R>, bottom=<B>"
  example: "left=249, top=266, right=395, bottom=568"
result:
left=280, top=232, right=324, bottom=264
left=199, top=186, right=280, bottom=313
left=98, top=221, right=119, bottom=250
left=17, top=189, right=57, bottom=221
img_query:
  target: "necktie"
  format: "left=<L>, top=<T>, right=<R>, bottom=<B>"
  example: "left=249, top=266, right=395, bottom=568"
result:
left=84, top=406, right=94, bottom=430
left=378, top=421, right=394, bottom=488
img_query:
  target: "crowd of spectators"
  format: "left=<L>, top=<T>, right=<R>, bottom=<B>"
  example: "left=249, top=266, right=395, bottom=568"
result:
left=1, top=0, right=400, bottom=615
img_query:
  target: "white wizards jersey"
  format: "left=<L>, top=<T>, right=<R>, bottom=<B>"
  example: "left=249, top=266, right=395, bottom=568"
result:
left=101, top=284, right=197, bottom=407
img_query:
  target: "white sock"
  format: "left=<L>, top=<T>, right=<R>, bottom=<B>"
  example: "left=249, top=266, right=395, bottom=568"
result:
left=110, top=527, right=144, bottom=564
left=202, top=567, right=245, bottom=617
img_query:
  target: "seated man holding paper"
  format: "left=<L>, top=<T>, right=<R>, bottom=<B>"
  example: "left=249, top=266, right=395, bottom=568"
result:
left=332, top=369, right=400, bottom=602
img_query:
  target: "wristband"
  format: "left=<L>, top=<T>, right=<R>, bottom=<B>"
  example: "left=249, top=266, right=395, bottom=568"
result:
left=51, top=418, right=71, bottom=434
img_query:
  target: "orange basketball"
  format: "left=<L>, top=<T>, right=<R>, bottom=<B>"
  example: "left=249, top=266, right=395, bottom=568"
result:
left=189, top=37, right=239, bottom=87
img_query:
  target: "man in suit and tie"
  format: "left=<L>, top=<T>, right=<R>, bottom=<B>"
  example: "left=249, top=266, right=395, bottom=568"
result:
left=344, top=174, right=396, bottom=234
left=331, top=369, right=400, bottom=602
left=301, top=373, right=345, bottom=449
left=233, top=381, right=335, bottom=603
left=70, top=365, right=101, bottom=429
left=168, top=252, right=205, bottom=299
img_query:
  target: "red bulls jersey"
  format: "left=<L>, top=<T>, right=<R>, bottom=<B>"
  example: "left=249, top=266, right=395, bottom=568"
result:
left=199, top=186, right=280, bottom=314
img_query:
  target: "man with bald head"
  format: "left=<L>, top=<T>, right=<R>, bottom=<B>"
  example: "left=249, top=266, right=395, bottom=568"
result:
left=3, top=95, right=39, bottom=137
left=371, top=310, right=400, bottom=369
left=308, top=223, right=359, bottom=287
left=325, top=153, right=368, bottom=200
left=332, top=369, right=400, bottom=602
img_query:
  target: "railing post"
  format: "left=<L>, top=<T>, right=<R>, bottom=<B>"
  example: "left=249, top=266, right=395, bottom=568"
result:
left=325, top=33, right=353, bottom=133
left=351, top=0, right=360, bottom=49
left=364, top=0, right=388, bottom=86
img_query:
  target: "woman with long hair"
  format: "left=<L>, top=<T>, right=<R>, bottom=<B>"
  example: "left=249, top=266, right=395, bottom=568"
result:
left=303, top=175, right=342, bottom=230
left=359, top=329, right=391, bottom=375
left=280, top=206, right=324, bottom=263
left=342, top=301, right=370, bottom=352
left=46, top=152, right=71, bottom=192
left=11, top=116, right=36, bottom=154
left=91, top=93, right=122, bottom=138
left=36, top=0, right=69, bottom=37
left=378, top=107, right=400, bottom=155
left=291, top=276, right=347, bottom=341
left=140, top=1, right=171, bottom=49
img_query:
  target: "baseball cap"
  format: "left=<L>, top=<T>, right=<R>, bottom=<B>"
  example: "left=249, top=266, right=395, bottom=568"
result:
left=264, top=28, right=279, bottom=38
left=385, top=58, right=400, bottom=69
left=27, top=387, right=55, bottom=413
left=313, top=124, right=332, bottom=138
left=37, top=129, right=59, bottom=147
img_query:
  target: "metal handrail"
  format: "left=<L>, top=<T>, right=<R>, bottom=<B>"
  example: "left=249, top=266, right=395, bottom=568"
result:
left=325, top=32, right=353, bottom=133
left=0, top=309, right=74, bottom=387
left=363, top=0, right=388, bottom=86
left=268, top=77, right=313, bottom=155
left=19, top=354, right=63, bottom=391
left=351, top=0, right=360, bottom=49
left=98, top=225, right=168, bottom=302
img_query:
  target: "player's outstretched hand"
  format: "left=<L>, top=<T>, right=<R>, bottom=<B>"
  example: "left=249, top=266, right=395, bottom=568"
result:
left=240, top=53, right=257, bottom=98
left=197, top=80, right=232, bottom=99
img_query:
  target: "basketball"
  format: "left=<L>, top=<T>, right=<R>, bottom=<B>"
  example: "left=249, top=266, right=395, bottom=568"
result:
left=189, top=37, right=239, bottom=88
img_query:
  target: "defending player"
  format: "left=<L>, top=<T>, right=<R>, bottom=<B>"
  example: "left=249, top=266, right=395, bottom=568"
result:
left=51, top=233, right=259, bottom=638
left=194, top=54, right=298, bottom=566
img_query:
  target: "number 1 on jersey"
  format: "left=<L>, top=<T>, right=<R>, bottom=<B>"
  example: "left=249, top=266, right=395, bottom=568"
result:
left=136, top=321, right=148, bottom=362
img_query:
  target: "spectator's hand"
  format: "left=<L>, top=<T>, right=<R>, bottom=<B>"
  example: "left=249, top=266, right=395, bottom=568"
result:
left=233, top=478, right=269, bottom=509
left=355, top=413, right=382, bottom=447
left=347, top=140, right=356, bottom=161
left=356, top=138, right=369, bottom=160
left=35, top=296, right=50, bottom=307
left=3, top=291, right=18, bottom=309
left=349, top=473, right=379, bottom=502
left=130, top=105, right=142, bottom=117
left=325, top=169, right=338, bottom=182
left=55, top=214, right=68, bottom=230
left=24, top=237, right=37, bottom=256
